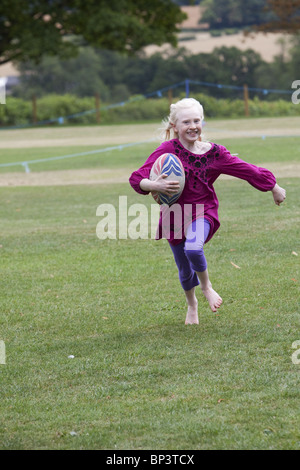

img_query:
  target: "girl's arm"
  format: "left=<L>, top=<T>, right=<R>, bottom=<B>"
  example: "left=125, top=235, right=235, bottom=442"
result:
left=129, top=141, right=176, bottom=195
left=216, top=147, right=275, bottom=190
left=215, top=145, right=286, bottom=204
left=140, top=174, right=180, bottom=195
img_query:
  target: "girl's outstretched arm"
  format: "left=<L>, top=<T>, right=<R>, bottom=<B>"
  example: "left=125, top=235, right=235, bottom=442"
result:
left=213, top=146, right=287, bottom=206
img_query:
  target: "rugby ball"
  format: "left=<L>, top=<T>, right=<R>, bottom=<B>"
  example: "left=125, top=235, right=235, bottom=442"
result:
left=150, top=153, right=185, bottom=205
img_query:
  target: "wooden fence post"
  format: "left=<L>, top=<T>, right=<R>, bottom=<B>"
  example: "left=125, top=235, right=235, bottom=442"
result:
left=95, top=93, right=100, bottom=124
left=32, top=95, right=37, bottom=124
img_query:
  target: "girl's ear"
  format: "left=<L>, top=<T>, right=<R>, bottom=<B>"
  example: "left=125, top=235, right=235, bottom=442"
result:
left=171, top=122, right=177, bottom=133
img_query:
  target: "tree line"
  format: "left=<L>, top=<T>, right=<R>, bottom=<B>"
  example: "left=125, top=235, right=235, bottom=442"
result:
left=12, top=38, right=300, bottom=102
left=191, top=0, right=300, bottom=32
left=201, top=0, right=271, bottom=29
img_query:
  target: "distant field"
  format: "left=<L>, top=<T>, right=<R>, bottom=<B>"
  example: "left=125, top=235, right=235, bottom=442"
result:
left=1, top=116, right=300, bottom=150
left=144, top=31, right=289, bottom=63
left=0, top=117, right=299, bottom=186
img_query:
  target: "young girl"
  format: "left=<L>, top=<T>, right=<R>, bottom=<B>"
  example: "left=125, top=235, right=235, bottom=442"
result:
left=129, top=98, right=286, bottom=325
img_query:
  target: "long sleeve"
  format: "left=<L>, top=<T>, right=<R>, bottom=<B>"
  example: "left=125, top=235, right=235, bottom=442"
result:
left=215, top=145, right=276, bottom=191
left=129, top=141, right=175, bottom=195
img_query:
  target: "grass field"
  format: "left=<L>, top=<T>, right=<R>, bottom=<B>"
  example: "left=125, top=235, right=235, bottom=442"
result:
left=0, top=120, right=299, bottom=450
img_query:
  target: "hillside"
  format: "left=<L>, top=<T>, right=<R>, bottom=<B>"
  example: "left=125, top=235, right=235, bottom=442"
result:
left=144, top=5, right=289, bottom=62
left=144, top=30, right=288, bottom=62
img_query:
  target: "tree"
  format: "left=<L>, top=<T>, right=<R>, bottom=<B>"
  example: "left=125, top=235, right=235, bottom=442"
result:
left=13, top=48, right=111, bottom=99
left=0, top=0, right=187, bottom=65
left=201, top=0, right=270, bottom=29
left=253, top=0, right=300, bottom=33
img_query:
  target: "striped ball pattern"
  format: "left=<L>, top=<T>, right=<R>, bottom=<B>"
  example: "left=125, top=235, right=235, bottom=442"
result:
left=150, top=153, right=185, bottom=205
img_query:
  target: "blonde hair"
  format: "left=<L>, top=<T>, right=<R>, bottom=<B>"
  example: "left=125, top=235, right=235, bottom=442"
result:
left=161, top=98, right=204, bottom=141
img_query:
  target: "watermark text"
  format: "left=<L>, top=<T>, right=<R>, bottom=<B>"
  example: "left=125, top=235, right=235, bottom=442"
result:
left=0, top=78, right=6, bottom=104
left=0, top=341, right=5, bottom=364
left=96, top=196, right=204, bottom=244
left=291, top=340, right=300, bottom=364
left=291, top=80, right=300, bottom=104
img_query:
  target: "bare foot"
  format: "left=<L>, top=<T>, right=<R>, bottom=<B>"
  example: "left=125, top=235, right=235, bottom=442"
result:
left=185, top=301, right=199, bottom=325
left=201, top=285, right=222, bottom=312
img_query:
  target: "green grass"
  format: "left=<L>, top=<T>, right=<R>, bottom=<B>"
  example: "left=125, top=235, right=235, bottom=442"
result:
left=0, top=132, right=299, bottom=449
left=216, top=137, right=300, bottom=164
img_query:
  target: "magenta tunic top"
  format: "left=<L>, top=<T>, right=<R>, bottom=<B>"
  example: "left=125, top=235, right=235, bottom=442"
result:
left=129, top=139, right=276, bottom=245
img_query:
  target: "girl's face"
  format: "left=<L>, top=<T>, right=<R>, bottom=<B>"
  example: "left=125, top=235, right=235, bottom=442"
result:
left=173, top=105, right=202, bottom=148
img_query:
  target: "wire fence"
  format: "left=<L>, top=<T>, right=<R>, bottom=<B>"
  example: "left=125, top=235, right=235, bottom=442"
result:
left=0, top=139, right=157, bottom=173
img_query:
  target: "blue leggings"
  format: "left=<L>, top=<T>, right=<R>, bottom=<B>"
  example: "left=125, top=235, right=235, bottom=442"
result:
left=169, top=218, right=211, bottom=291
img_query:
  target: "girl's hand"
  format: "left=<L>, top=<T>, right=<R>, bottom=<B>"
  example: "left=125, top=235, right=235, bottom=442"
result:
left=152, top=174, right=180, bottom=196
left=272, top=183, right=286, bottom=206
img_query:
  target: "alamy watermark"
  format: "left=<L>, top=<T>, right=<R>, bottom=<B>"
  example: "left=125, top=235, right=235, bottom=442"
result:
left=0, top=340, right=5, bottom=364
left=96, top=196, right=205, bottom=243
left=291, top=80, right=300, bottom=104
left=0, top=78, right=6, bottom=104
left=291, top=340, right=300, bottom=365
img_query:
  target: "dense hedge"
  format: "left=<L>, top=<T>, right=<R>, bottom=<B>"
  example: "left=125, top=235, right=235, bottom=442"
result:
left=0, top=93, right=299, bottom=127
